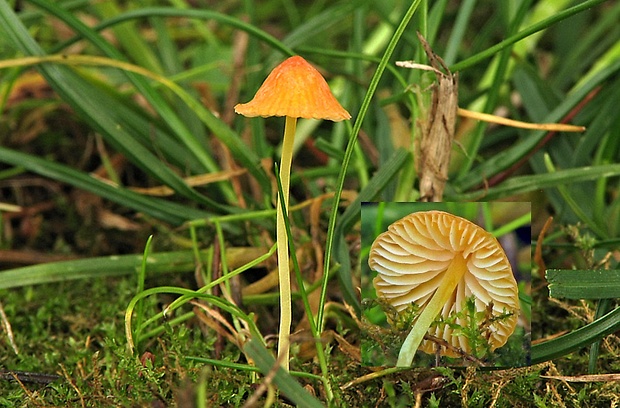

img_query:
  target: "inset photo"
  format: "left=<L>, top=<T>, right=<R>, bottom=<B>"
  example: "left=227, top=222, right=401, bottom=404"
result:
left=361, top=202, right=531, bottom=368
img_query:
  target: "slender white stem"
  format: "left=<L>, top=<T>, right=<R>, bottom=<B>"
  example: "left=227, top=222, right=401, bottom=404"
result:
left=396, top=254, right=468, bottom=367
left=276, top=115, right=297, bottom=370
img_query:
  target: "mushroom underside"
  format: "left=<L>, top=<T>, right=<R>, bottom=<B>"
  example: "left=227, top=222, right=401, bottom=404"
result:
left=369, top=211, right=520, bottom=359
left=373, top=258, right=518, bottom=356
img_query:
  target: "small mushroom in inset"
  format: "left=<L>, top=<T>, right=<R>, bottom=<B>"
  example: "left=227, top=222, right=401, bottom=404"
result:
left=235, top=56, right=350, bottom=370
left=368, top=210, right=519, bottom=366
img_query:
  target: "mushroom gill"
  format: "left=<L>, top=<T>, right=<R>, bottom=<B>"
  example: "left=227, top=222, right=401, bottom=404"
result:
left=369, top=210, right=519, bottom=363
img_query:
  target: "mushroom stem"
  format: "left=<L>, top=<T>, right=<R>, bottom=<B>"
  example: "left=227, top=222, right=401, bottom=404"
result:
left=397, top=254, right=468, bottom=366
left=276, top=115, right=297, bottom=370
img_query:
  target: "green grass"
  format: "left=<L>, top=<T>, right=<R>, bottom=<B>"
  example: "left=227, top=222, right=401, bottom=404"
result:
left=0, top=0, right=619, bottom=406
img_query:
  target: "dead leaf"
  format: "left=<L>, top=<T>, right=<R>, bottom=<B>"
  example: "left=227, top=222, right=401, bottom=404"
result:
left=397, top=33, right=458, bottom=202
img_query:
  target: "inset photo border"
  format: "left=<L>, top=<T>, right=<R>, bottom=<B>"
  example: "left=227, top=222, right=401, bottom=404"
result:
left=361, top=202, right=531, bottom=368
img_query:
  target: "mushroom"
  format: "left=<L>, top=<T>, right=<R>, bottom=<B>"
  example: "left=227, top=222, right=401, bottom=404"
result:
left=235, top=56, right=350, bottom=369
left=368, top=210, right=519, bottom=366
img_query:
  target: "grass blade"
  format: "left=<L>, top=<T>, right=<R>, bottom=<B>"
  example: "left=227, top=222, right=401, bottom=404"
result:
left=0, top=147, right=209, bottom=224
left=450, top=163, right=620, bottom=201
left=333, top=147, right=411, bottom=314
left=0, top=4, right=234, bottom=211
left=450, top=0, right=609, bottom=72
left=546, top=269, right=620, bottom=300
left=320, top=0, right=423, bottom=330
left=91, top=7, right=294, bottom=57
left=0, top=247, right=264, bottom=290
left=531, top=306, right=620, bottom=364
left=243, top=339, right=324, bottom=408
left=25, top=0, right=218, bottom=175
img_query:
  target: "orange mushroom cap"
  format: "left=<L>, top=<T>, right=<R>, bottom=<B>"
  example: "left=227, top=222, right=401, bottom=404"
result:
left=234, top=56, right=351, bottom=121
left=369, top=210, right=520, bottom=357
